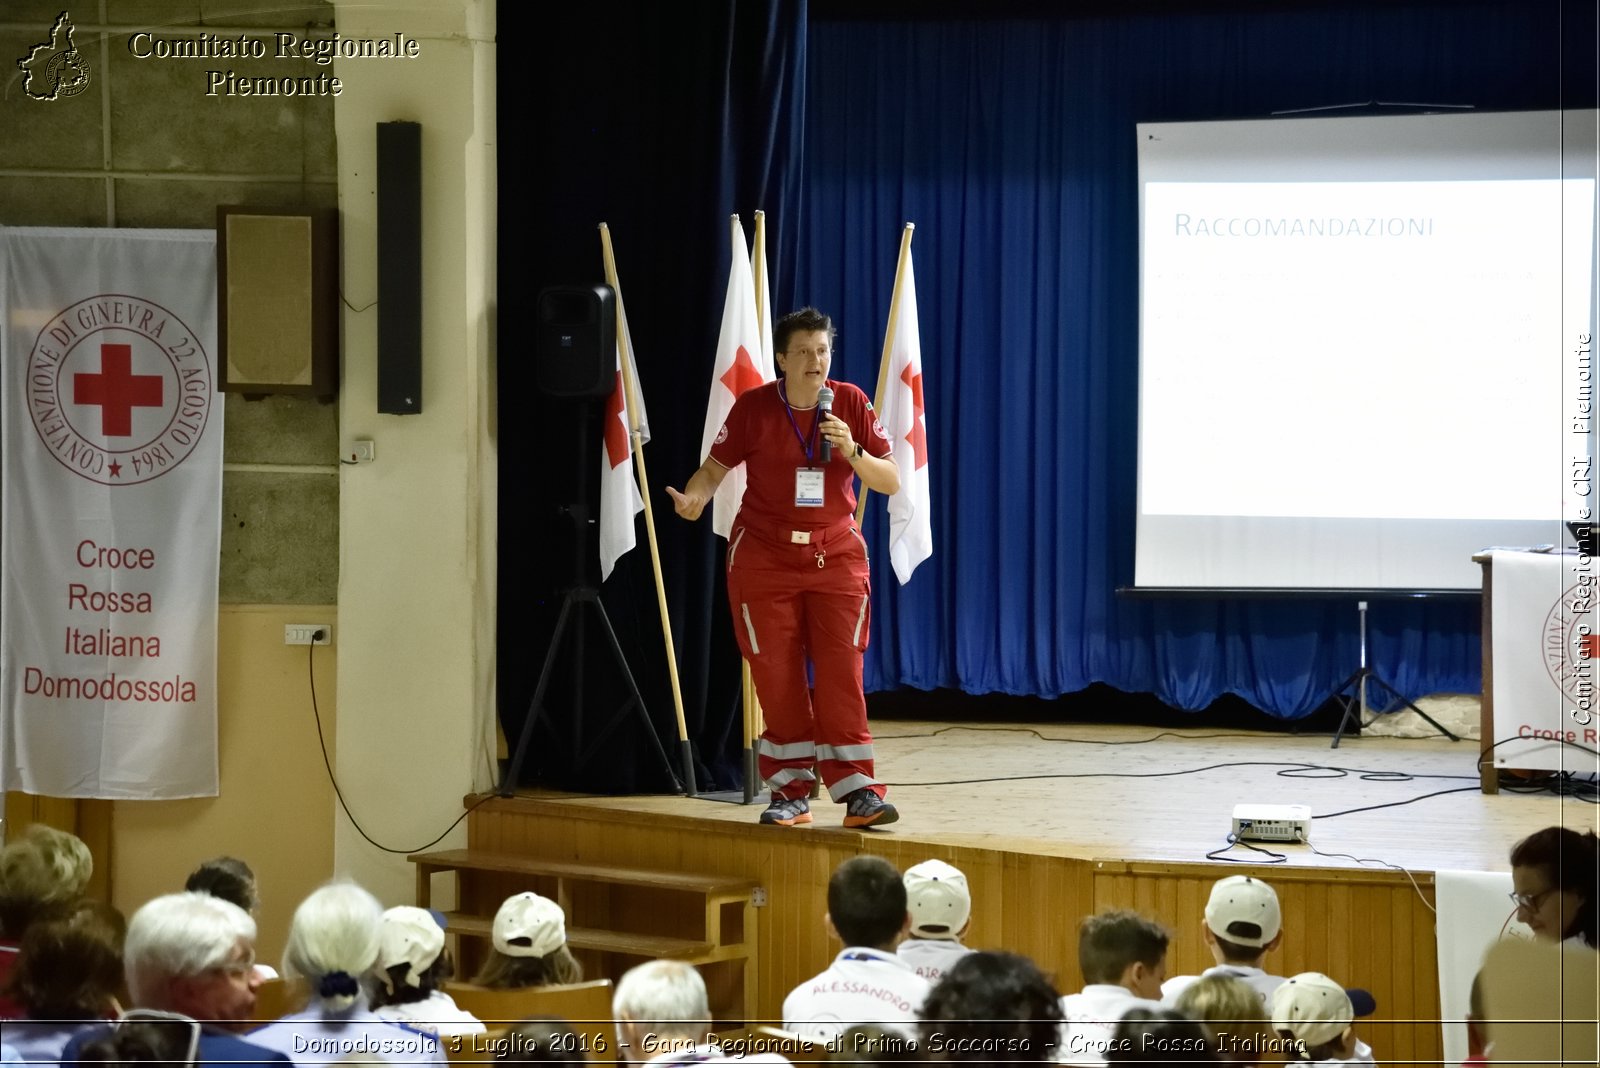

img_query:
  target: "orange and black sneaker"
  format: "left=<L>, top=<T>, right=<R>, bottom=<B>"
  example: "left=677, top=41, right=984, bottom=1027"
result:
left=842, top=788, right=899, bottom=829
left=759, top=795, right=812, bottom=826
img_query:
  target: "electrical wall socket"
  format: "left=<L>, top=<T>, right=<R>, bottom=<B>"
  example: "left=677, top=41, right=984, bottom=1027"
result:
left=285, top=624, right=332, bottom=646
left=344, top=439, right=376, bottom=464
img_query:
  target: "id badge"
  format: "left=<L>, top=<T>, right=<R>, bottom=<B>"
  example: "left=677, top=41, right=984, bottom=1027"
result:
left=795, top=467, right=825, bottom=507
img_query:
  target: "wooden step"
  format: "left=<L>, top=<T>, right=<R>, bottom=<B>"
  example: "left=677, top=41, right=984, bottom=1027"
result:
left=409, top=849, right=758, bottom=897
left=439, top=910, right=714, bottom=960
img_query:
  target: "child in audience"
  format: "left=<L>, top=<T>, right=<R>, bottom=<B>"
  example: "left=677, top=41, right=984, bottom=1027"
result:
left=1059, top=910, right=1169, bottom=1064
left=917, top=950, right=1062, bottom=1062
left=897, top=860, right=976, bottom=983
left=1107, top=1008, right=1222, bottom=1064
left=1162, top=876, right=1285, bottom=1006
left=783, top=856, right=931, bottom=1041
left=371, top=905, right=485, bottom=1037
left=473, top=891, right=584, bottom=989
left=1271, top=972, right=1376, bottom=1066
left=1173, top=973, right=1274, bottom=1065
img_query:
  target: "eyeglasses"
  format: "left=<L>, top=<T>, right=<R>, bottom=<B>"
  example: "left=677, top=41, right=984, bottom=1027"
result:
left=212, top=950, right=257, bottom=977
left=114, top=1007, right=202, bottom=1065
left=1509, top=888, right=1555, bottom=911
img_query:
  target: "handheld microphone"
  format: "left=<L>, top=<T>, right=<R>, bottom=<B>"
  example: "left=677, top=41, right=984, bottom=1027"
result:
left=816, top=386, right=834, bottom=462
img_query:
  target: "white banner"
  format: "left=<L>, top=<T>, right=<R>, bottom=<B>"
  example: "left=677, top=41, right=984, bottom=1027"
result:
left=1, top=228, right=222, bottom=798
left=1488, top=549, right=1600, bottom=772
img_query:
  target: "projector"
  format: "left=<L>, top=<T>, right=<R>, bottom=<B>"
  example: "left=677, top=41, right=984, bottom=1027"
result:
left=1231, top=803, right=1311, bottom=843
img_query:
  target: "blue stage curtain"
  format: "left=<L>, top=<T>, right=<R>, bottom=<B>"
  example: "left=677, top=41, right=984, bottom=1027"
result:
left=797, top=2, right=1594, bottom=715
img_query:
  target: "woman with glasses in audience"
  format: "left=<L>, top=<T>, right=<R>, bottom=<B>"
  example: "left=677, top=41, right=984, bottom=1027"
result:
left=1508, top=825, right=1599, bottom=949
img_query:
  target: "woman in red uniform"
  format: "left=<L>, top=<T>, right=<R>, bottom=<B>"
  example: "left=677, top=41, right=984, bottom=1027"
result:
left=668, top=308, right=901, bottom=828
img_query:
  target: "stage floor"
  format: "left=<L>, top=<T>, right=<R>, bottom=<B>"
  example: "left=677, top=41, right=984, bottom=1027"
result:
left=521, top=720, right=1596, bottom=875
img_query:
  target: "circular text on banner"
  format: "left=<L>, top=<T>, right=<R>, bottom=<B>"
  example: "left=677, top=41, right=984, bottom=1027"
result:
left=26, top=293, right=214, bottom=487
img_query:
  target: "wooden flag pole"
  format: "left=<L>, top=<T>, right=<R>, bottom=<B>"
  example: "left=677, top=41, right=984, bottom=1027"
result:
left=856, top=222, right=915, bottom=525
left=599, top=223, right=697, bottom=797
left=743, top=211, right=771, bottom=803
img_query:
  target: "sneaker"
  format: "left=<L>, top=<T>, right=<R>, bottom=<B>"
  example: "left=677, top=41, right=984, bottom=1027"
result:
left=760, top=795, right=812, bottom=826
left=842, top=789, right=899, bottom=828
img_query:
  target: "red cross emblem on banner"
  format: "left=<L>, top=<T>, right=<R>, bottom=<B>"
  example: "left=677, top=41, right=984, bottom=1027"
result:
left=1583, top=633, right=1600, bottom=659
left=73, top=343, right=163, bottom=437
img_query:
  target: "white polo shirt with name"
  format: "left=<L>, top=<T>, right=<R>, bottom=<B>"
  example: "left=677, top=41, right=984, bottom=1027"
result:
left=782, top=947, right=931, bottom=1042
left=896, top=937, right=975, bottom=984
left=1058, top=984, right=1163, bottom=1064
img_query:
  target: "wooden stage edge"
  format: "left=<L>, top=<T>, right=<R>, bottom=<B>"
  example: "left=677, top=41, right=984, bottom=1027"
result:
left=460, top=721, right=1600, bottom=1066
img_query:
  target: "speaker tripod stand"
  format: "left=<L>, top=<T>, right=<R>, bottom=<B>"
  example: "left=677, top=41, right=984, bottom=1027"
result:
left=498, top=404, right=683, bottom=797
left=1328, top=600, right=1459, bottom=748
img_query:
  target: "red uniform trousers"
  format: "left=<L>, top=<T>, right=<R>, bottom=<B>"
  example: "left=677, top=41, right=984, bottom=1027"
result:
left=726, top=514, right=883, bottom=802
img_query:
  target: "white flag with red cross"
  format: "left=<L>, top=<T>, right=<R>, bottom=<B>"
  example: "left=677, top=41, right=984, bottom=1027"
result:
left=701, top=217, right=773, bottom=539
left=879, top=239, right=933, bottom=584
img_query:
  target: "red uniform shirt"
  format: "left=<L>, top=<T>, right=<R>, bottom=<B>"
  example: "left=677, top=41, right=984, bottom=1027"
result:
left=709, top=380, right=890, bottom=531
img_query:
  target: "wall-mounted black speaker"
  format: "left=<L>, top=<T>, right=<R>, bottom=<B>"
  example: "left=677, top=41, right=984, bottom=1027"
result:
left=536, top=285, right=615, bottom=400
left=377, top=121, right=422, bottom=414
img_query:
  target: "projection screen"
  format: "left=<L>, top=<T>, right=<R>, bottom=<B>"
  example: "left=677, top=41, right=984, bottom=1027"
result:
left=1135, top=109, right=1598, bottom=591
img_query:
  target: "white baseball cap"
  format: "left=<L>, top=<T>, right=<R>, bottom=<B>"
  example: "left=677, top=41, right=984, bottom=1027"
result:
left=903, top=860, right=971, bottom=939
left=378, top=906, right=445, bottom=988
left=491, top=891, right=567, bottom=958
left=1271, top=972, right=1354, bottom=1049
left=1204, top=875, right=1281, bottom=947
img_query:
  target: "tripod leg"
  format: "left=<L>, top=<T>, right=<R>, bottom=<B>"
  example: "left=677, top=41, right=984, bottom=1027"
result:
left=1367, top=675, right=1461, bottom=742
left=589, top=595, right=686, bottom=793
left=1327, top=668, right=1365, bottom=750
left=500, top=593, right=580, bottom=795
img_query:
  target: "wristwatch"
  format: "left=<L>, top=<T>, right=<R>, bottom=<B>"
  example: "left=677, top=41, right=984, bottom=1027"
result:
left=852, top=443, right=864, bottom=461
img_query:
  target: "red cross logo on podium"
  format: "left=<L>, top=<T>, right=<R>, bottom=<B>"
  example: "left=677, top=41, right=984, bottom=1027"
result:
left=73, top=343, right=164, bottom=437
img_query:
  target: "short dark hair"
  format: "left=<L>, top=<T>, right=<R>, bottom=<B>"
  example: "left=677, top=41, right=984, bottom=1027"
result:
left=1510, top=825, right=1599, bottom=947
left=1211, top=933, right=1266, bottom=964
left=774, top=307, right=835, bottom=356
left=1078, top=910, right=1169, bottom=985
left=828, top=856, right=906, bottom=949
left=918, top=951, right=1062, bottom=1062
left=1110, top=1009, right=1222, bottom=1064
left=184, top=856, right=259, bottom=914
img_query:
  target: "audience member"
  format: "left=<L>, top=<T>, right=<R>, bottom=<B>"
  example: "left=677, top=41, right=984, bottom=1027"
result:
left=897, top=860, right=976, bottom=983
left=1172, top=974, right=1274, bottom=1066
left=1059, top=910, right=1169, bottom=1064
left=1270, top=973, right=1375, bottom=1066
left=0, top=824, right=94, bottom=1018
left=1161, top=877, right=1284, bottom=1006
left=1509, top=825, right=1599, bottom=948
left=371, top=905, right=484, bottom=1037
left=783, top=856, right=931, bottom=1041
left=3, top=903, right=125, bottom=1061
left=613, top=960, right=715, bottom=1063
left=1461, top=969, right=1489, bottom=1067
left=61, top=891, right=291, bottom=1067
left=185, top=856, right=279, bottom=981
left=247, top=882, right=444, bottom=1066
left=473, top=892, right=584, bottom=989
left=917, top=950, right=1061, bottom=1062
left=1106, top=1008, right=1222, bottom=1065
